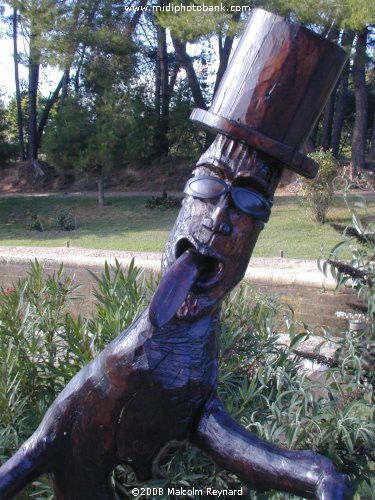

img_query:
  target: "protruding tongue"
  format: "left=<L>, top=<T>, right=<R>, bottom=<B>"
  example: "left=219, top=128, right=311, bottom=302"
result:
left=149, top=249, right=203, bottom=327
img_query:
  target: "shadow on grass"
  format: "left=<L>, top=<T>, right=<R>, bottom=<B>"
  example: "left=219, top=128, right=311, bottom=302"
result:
left=0, top=196, right=179, bottom=252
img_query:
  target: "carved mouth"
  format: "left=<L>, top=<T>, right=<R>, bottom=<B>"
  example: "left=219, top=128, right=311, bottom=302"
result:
left=149, top=239, right=224, bottom=327
left=175, top=238, right=224, bottom=292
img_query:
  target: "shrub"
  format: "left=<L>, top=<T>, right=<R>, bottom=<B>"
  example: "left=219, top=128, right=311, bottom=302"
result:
left=321, top=192, right=375, bottom=321
left=54, top=211, right=76, bottom=231
left=0, top=91, right=18, bottom=164
left=0, top=142, right=17, bottom=164
left=0, top=261, right=81, bottom=445
left=0, top=262, right=373, bottom=498
left=145, top=192, right=181, bottom=209
left=300, top=150, right=338, bottom=224
left=42, top=97, right=92, bottom=174
left=27, top=211, right=76, bottom=231
left=27, top=213, right=48, bottom=231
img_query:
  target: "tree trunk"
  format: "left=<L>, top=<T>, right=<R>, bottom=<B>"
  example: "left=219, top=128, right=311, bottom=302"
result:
left=74, top=47, right=86, bottom=94
left=214, top=34, right=233, bottom=96
left=370, top=114, right=375, bottom=160
left=28, top=22, right=40, bottom=161
left=351, top=29, right=368, bottom=175
left=304, top=119, right=320, bottom=153
left=160, top=26, right=169, bottom=156
left=171, top=36, right=207, bottom=110
left=168, top=62, right=180, bottom=105
left=12, top=8, right=25, bottom=161
left=331, top=31, right=355, bottom=158
left=320, top=90, right=336, bottom=150
left=37, top=74, right=65, bottom=147
left=126, top=0, right=148, bottom=37
left=97, top=179, right=104, bottom=208
left=154, top=21, right=169, bottom=156
left=28, top=60, right=39, bottom=160
left=60, top=68, right=70, bottom=110
left=155, top=35, right=161, bottom=133
left=319, top=25, right=340, bottom=150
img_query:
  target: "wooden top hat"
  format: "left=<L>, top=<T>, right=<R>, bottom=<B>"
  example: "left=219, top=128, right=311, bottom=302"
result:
left=190, top=9, right=347, bottom=178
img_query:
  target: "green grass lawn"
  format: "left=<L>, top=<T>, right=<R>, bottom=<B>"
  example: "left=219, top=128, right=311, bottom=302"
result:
left=0, top=194, right=372, bottom=258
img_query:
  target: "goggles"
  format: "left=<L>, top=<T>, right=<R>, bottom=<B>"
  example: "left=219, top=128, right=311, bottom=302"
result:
left=184, top=176, right=271, bottom=223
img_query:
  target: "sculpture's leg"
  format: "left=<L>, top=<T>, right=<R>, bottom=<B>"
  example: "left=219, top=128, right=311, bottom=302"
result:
left=51, top=468, right=118, bottom=500
left=0, top=446, right=43, bottom=500
left=0, top=444, right=118, bottom=500
left=191, top=396, right=352, bottom=499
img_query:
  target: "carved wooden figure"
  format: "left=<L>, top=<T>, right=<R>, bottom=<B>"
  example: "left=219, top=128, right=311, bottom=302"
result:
left=0, top=9, right=352, bottom=499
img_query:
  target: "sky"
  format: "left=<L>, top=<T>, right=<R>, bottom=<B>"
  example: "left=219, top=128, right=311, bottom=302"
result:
left=0, top=21, right=62, bottom=103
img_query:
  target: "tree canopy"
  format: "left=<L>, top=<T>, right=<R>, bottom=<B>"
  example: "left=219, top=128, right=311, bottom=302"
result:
left=0, top=0, right=373, bottom=202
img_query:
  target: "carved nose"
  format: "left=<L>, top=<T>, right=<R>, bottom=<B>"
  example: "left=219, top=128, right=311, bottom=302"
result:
left=211, top=201, right=232, bottom=235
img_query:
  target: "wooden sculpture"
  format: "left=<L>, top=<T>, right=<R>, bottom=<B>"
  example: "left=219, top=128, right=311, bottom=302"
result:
left=0, top=9, right=352, bottom=499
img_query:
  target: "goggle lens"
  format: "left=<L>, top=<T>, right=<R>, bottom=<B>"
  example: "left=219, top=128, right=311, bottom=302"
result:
left=231, top=188, right=270, bottom=220
left=184, top=176, right=271, bottom=222
left=185, top=177, right=227, bottom=198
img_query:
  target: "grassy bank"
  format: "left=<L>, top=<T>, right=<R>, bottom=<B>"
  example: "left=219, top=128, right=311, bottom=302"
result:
left=0, top=194, right=372, bottom=258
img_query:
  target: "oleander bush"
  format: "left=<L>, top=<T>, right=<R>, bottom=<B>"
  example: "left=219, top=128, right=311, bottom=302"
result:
left=0, top=260, right=374, bottom=499
left=300, top=150, right=338, bottom=224
left=321, top=192, right=375, bottom=320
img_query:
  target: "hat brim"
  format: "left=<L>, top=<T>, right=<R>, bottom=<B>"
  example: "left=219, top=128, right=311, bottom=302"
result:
left=190, top=108, right=318, bottom=179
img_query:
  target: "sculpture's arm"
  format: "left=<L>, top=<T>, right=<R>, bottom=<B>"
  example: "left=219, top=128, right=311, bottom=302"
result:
left=190, top=396, right=353, bottom=500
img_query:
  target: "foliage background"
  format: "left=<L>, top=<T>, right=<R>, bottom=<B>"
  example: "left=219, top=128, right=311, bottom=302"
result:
left=0, top=0, right=373, bottom=196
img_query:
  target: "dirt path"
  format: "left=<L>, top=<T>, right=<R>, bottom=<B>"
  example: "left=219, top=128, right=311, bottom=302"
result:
left=0, top=191, right=182, bottom=198
left=0, top=245, right=319, bottom=273
left=0, top=189, right=374, bottom=199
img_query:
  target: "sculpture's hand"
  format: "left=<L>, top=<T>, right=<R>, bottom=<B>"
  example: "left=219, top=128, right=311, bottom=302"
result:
left=316, top=472, right=353, bottom=500
left=191, top=396, right=354, bottom=500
